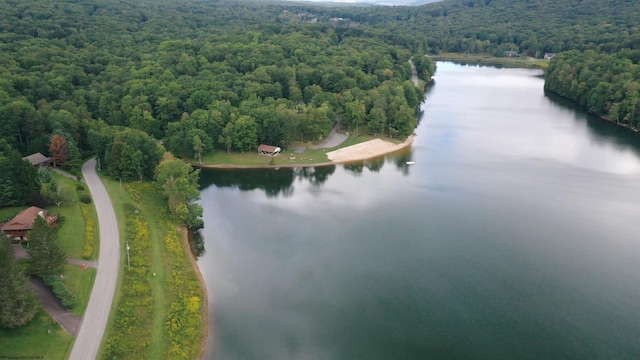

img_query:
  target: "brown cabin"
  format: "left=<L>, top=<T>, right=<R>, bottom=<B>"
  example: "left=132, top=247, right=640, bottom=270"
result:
left=23, top=152, right=52, bottom=167
left=257, top=144, right=282, bottom=156
left=0, top=206, right=58, bottom=241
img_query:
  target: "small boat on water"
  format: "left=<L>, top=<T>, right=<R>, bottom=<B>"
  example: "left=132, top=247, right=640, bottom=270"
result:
left=406, top=161, right=415, bottom=165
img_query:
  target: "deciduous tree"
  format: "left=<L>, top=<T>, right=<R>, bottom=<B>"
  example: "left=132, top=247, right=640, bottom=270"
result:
left=155, top=160, right=203, bottom=230
left=49, top=134, right=70, bottom=167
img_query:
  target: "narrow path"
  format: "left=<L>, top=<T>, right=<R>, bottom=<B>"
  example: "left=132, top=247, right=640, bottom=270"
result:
left=49, top=167, right=79, bottom=181
left=409, top=59, right=419, bottom=87
left=310, top=122, right=347, bottom=149
left=69, top=159, right=120, bottom=360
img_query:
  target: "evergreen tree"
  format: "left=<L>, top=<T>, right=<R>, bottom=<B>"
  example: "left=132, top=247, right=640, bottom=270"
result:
left=27, top=217, right=66, bottom=278
left=0, top=236, right=38, bottom=328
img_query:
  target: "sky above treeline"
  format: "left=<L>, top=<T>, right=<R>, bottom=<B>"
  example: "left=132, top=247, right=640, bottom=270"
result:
left=277, top=0, right=441, bottom=6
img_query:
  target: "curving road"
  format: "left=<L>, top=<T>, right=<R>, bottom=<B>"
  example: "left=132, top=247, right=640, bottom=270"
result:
left=69, top=159, right=120, bottom=360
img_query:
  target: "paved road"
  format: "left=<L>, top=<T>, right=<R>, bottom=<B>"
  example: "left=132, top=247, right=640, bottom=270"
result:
left=69, top=159, right=120, bottom=360
left=310, top=123, right=347, bottom=149
left=409, top=59, right=419, bottom=87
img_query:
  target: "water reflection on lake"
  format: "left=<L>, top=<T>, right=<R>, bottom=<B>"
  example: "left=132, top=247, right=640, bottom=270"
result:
left=198, top=62, right=640, bottom=359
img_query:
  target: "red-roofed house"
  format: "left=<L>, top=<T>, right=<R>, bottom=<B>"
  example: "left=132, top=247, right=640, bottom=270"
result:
left=0, top=206, right=58, bottom=241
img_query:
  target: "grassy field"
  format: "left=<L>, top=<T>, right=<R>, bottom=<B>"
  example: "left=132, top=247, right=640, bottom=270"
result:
left=64, top=263, right=97, bottom=316
left=429, top=52, right=550, bottom=70
left=99, top=176, right=205, bottom=360
left=0, top=308, right=73, bottom=359
left=195, top=127, right=397, bottom=167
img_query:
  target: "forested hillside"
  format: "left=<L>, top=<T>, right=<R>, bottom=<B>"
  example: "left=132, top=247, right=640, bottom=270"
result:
left=0, top=0, right=639, bottom=200
left=327, top=0, right=640, bottom=57
left=0, top=0, right=433, bottom=186
left=545, top=50, right=640, bottom=130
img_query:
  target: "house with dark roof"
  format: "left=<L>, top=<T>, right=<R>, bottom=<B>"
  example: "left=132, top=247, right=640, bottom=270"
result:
left=23, top=152, right=51, bottom=167
left=0, top=206, right=58, bottom=241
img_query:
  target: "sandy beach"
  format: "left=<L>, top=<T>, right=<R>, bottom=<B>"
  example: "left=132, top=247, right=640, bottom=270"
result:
left=193, top=135, right=414, bottom=169
left=326, top=136, right=414, bottom=163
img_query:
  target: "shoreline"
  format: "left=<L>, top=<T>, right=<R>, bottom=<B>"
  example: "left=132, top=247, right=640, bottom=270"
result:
left=545, top=88, right=640, bottom=133
left=429, top=53, right=549, bottom=69
left=180, top=227, right=209, bottom=360
left=191, top=136, right=414, bottom=170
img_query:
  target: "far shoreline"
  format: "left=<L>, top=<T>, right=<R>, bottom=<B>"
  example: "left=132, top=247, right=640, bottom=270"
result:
left=191, top=136, right=415, bottom=170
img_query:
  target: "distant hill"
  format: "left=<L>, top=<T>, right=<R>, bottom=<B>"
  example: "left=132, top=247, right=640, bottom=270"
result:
left=322, top=0, right=640, bottom=56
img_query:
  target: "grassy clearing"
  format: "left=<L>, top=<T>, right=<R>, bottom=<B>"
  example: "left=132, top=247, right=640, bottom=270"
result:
left=429, top=52, right=550, bottom=70
left=49, top=172, right=88, bottom=259
left=0, top=206, right=23, bottom=223
left=124, top=183, right=169, bottom=360
left=195, top=128, right=397, bottom=167
left=99, top=178, right=204, bottom=360
left=63, top=263, right=97, bottom=316
left=0, top=308, right=73, bottom=359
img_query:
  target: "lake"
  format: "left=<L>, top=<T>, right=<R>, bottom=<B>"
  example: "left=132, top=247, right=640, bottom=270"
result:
left=197, top=62, right=640, bottom=359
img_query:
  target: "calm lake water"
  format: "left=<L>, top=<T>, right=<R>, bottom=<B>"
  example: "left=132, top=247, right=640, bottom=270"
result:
left=198, top=62, right=640, bottom=359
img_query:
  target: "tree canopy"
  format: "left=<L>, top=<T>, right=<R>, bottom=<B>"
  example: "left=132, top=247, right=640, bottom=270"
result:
left=0, top=0, right=638, bottom=176
left=0, top=236, right=38, bottom=328
left=0, top=140, right=37, bottom=207
left=545, top=50, right=640, bottom=130
left=27, top=216, right=66, bottom=278
left=155, top=159, right=203, bottom=230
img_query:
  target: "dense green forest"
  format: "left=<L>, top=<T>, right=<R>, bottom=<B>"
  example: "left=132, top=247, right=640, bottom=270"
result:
left=545, top=50, right=640, bottom=130
left=326, top=0, right=640, bottom=57
left=1, top=0, right=640, bottom=208
left=0, top=0, right=433, bottom=187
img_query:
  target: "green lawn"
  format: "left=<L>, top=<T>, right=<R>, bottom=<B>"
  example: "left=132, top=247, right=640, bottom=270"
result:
left=195, top=129, right=396, bottom=167
left=0, top=308, right=73, bottom=359
left=49, top=173, right=88, bottom=259
left=0, top=206, right=23, bottom=223
left=64, top=263, right=97, bottom=316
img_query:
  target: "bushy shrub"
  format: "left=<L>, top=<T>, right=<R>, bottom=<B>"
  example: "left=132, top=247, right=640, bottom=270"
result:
left=76, top=184, right=85, bottom=191
left=80, top=193, right=92, bottom=204
left=81, top=205, right=95, bottom=259
left=42, top=275, right=77, bottom=309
